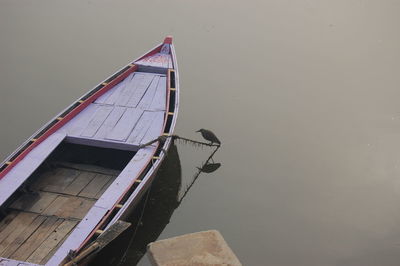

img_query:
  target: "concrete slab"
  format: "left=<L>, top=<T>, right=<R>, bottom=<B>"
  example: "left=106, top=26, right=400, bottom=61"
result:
left=147, top=230, right=242, bottom=266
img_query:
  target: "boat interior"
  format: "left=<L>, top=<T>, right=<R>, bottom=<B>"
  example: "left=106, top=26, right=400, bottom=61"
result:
left=0, top=143, right=135, bottom=264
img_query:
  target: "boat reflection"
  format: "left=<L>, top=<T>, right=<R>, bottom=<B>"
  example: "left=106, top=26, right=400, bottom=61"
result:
left=90, top=144, right=221, bottom=266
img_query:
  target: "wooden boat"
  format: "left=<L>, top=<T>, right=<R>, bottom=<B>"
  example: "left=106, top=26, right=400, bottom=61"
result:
left=0, top=36, right=179, bottom=266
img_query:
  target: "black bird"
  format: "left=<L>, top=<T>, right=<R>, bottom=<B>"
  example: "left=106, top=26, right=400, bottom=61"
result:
left=196, top=129, right=221, bottom=145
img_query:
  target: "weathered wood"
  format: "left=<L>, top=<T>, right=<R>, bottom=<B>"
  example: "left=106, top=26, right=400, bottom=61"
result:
left=94, top=106, right=126, bottom=140
left=126, top=74, right=155, bottom=107
left=62, top=172, right=97, bottom=196
left=0, top=212, right=38, bottom=255
left=114, top=74, right=144, bottom=106
left=103, top=74, right=133, bottom=105
left=10, top=217, right=63, bottom=261
left=46, top=206, right=108, bottom=266
left=141, top=112, right=165, bottom=144
left=81, top=105, right=113, bottom=138
left=94, top=177, right=115, bottom=199
left=40, top=225, right=74, bottom=264
left=0, top=212, right=18, bottom=233
left=53, top=197, right=95, bottom=220
left=79, top=174, right=112, bottom=199
left=41, top=196, right=70, bottom=217
left=0, top=212, right=37, bottom=245
left=62, top=104, right=99, bottom=136
left=149, top=76, right=167, bottom=111
left=128, top=111, right=157, bottom=145
left=137, top=76, right=161, bottom=110
left=42, top=167, right=80, bottom=193
left=105, top=108, right=143, bottom=141
left=27, top=220, right=77, bottom=264
left=54, top=162, right=121, bottom=176
left=0, top=215, right=46, bottom=257
left=10, top=192, right=57, bottom=214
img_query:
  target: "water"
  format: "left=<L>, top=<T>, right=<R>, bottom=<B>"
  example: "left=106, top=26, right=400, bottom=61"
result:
left=1, top=1, right=400, bottom=265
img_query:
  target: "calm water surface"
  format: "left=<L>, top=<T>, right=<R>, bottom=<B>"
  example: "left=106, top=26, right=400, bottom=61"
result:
left=2, top=1, right=400, bottom=265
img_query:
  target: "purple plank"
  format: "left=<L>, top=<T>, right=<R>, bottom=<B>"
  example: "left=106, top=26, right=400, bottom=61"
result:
left=125, top=74, right=155, bottom=108
left=93, top=106, right=126, bottom=139
left=95, top=73, right=135, bottom=104
left=140, top=111, right=165, bottom=144
left=0, top=259, right=35, bottom=266
left=105, top=108, right=143, bottom=142
left=80, top=105, right=113, bottom=138
left=149, top=76, right=167, bottom=111
left=0, top=132, right=66, bottom=207
left=114, top=73, right=147, bottom=106
left=61, top=104, right=99, bottom=136
left=137, top=76, right=161, bottom=110
left=126, top=111, right=157, bottom=145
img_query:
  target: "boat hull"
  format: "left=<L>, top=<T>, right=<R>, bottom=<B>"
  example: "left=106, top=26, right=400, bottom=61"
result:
left=0, top=37, right=179, bottom=266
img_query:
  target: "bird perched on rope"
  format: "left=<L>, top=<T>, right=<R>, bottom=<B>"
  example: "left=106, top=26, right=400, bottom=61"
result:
left=196, top=129, right=221, bottom=146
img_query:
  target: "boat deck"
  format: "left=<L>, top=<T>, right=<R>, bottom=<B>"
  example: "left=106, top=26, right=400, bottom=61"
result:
left=0, top=163, right=119, bottom=264
left=63, top=71, right=166, bottom=151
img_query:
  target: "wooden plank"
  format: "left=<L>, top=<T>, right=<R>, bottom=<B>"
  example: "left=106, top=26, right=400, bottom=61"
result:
left=10, top=217, right=63, bottom=261
left=63, top=103, right=99, bottom=136
left=46, top=206, right=108, bottom=266
left=137, top=75, right=161, bottom=110
left=94, top=177, right=115, bottom=199
left=79, top=174, right=112, bottom=199
left=40, top=228, right=73, bottom=264
left=26, top=220, right=77, bottom=264
left=42, top=167, right=81, bottom=193
left=54, top=162, right=120, bottom=176
left=10, top=192, right=57, bottom=214
left=94, top=106, right=126, bottom=140
left=127, top=111, right=157, bottom=145
left=103, top=74, right=134, bottom=105
left=62, top=171, right=97, bottom=196
left=0, top=215, right=46, bottom=257
left=94, top=73, right=135, bottom=104
left=105, top=108, right=143, bottom=142
left=140, top=111, right=165, bottom=144
left=0, top=212, right=18, bottom=233
left=126, top=74, right=155, bottom=107
left=41, top=196, right=70, bottom=217
left=53, top=197, right=95, bottom=220
left=0, top=212, right=36, bottom=244
left=0, top=212, right=38, bottom=255
left=80, top=105, right=113, bottom=138
left=114, top=73, right=145, bottom=106
left=149, top=76, right=167, bottom=111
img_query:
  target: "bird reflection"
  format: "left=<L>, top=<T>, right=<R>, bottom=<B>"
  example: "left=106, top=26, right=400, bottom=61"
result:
left=197, top=163, right=221, bottom=173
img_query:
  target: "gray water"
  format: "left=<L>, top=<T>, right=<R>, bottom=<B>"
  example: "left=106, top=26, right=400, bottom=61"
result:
left=2, top=1, right=400, bottom=265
